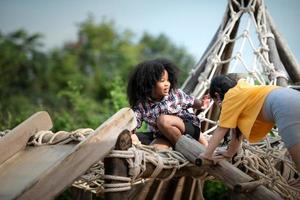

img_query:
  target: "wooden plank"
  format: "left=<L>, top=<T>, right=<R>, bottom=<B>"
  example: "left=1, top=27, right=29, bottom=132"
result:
left=0, top=145, right=75, bottom=200
left=14, top=107, right=136, bottom=200
left=0, top=111, right=52, bottom=165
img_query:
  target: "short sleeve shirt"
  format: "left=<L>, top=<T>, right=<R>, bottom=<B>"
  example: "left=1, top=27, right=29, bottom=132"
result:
left=133, top=89, right=200, bottom=132
left=219, top=80, right=278, bottom=142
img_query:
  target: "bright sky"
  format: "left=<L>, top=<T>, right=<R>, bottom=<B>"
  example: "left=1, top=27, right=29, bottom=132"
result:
left=1, top=0, right=300, bottom=62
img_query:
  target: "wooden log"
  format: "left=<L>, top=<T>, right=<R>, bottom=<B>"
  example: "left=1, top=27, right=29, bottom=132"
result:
left=15, top=108, right=136, bottom=200
left=234, top=179, right=266, bottom=193
left=264, top=16, right=288, bottom=86
left=267, top=36, right=289, bottom=86
left=0, top=111, right=52, bottom=165
left=266, top=10, right=300, bottom=83
left=140, top=163, right=206, bottom=179
left=201, top=160, right=282, bottom=200
left=219, top=17, right=240, bottom=74
left=104, top=129, right=132, bottom=200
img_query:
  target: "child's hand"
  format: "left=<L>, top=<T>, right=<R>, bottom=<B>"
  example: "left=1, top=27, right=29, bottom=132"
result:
left=131, top=133, right=141, bottom=145
left=201, top=94, right=211, bottom=110
left=199, top=153, right=219, bottom=165
left=214, top=149, right=233, bottom=161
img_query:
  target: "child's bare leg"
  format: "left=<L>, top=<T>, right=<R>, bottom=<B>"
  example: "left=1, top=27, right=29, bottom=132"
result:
left=157, top=115, right=185, bottom=145
left=150, top=138, right=172, bottom=149
left=288, top=142, right=300, bottom=172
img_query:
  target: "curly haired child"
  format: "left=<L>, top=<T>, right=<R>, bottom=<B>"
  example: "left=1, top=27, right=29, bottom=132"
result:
left=127, top=58, right=209, bottom=149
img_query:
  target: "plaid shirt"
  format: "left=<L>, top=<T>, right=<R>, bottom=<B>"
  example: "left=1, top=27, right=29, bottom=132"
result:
left=133, top=89, right=200, bottom=132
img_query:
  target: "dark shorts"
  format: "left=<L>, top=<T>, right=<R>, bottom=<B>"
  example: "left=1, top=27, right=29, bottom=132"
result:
left=136, top=121, right=200, bottom=145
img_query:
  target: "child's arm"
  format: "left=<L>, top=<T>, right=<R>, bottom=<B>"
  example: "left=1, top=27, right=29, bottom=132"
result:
left=192, top=95, right=210, bottom=111
left=225, top=129, right=243, bottom=157
left=199, top=134, right=208, bottom=147
left=200, top=126, right=229, bottom=160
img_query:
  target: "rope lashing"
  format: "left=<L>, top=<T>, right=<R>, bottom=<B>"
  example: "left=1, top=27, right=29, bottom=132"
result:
left=97, top=144, right=190, bottom=193
left=27, top=128, right=94, bottom=146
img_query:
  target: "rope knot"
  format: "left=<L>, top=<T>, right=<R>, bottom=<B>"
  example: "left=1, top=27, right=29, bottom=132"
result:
left=208, top=53, right=220, bottom=64
left=222, top=35, right=230, bottom=43
left=240, top=6, right=252, bottom=13
left=242, top=30, right=249, bottom=38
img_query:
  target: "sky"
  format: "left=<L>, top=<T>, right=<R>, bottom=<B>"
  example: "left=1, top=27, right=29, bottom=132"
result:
left=1, top=0, right=300, bottom=62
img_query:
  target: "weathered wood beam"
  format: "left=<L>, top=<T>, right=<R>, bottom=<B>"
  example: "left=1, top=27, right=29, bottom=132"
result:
left=140, top=163, right=206, bottom=179
left=0, top=111, right=52, bottom=165
left=234, top=179, right=265, bottom=193
left=201, top=160, right=282, bottom=200
left=219, top=18, right=240, bottom=74
left=16, top=108, right=136, bottom=200
left=266, top=28, right=289, bottom=86
left=104, top=130, right=132, bottom=200
left=266, top=10, right=300, bottom=83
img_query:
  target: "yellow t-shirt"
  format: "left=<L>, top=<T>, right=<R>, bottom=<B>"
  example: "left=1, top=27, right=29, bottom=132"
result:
left=219, top=80, right=279, bottom=142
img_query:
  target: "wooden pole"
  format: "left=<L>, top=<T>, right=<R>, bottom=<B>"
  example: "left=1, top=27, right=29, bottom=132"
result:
left=266, top=10, right=300, bottom=83
left=104, top=129, right=132, bottom=200
left=201, top=160, right=282, bottom=200
left=234, top=179, right=266, bottom=193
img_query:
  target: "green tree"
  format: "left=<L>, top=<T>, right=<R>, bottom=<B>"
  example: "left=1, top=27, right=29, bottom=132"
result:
left=139, top=33, right=195, bottom=84
left=0, top=29, right=48, bottom=129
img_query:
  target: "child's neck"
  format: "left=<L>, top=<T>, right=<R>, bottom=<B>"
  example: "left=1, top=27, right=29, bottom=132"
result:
left=150, top=95, right=163, bottom=102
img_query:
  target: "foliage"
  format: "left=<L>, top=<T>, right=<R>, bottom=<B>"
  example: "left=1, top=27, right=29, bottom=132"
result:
left=203, top=180, right=229, bottom=200
left=0, top=17, right=195, bottom=131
